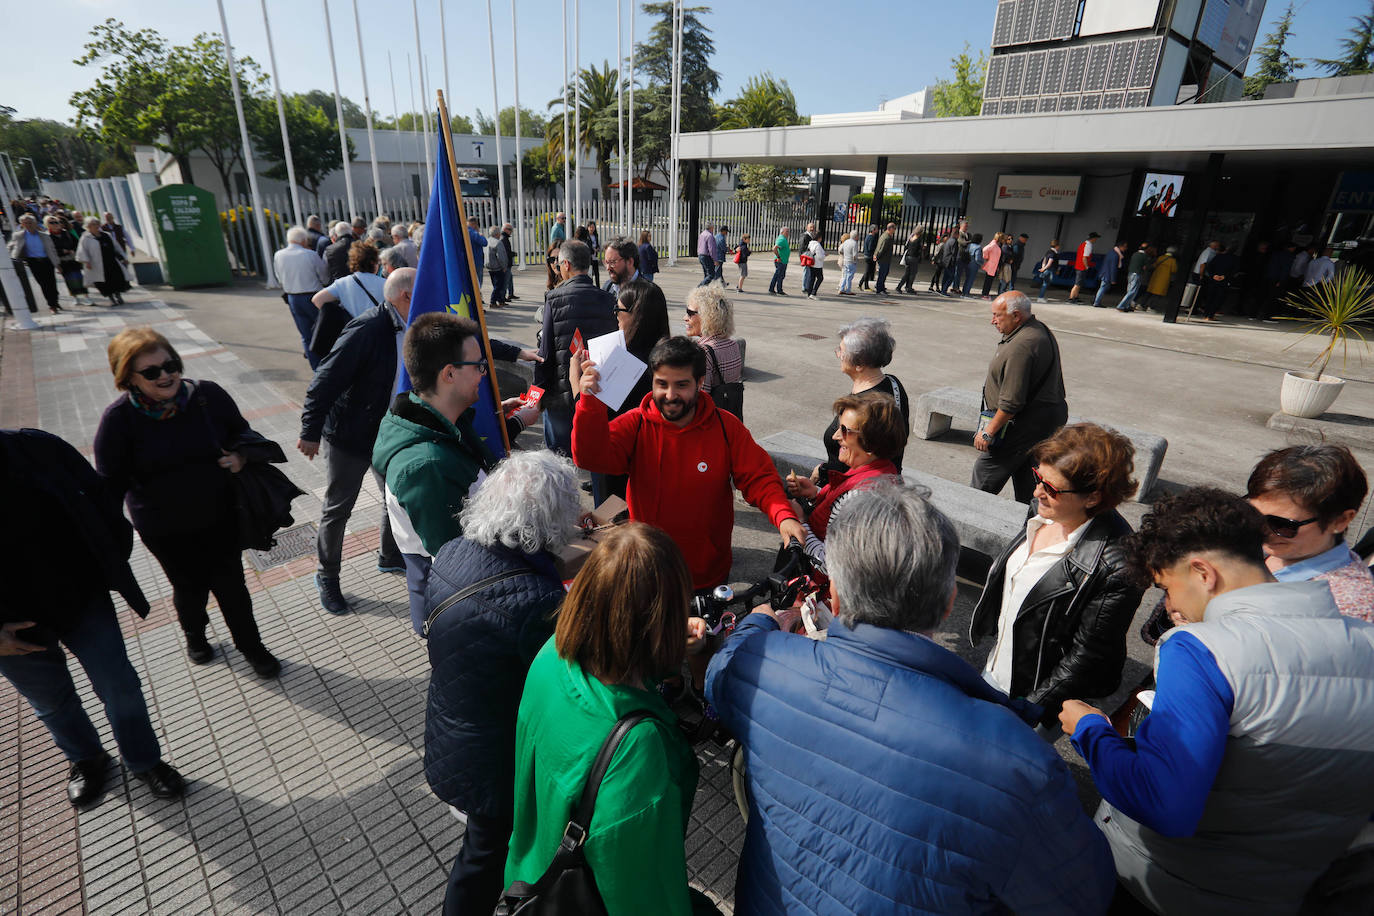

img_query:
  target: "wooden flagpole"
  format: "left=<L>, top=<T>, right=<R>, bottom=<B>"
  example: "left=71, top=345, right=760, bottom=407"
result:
left=436, top=90, right=512, bottom=455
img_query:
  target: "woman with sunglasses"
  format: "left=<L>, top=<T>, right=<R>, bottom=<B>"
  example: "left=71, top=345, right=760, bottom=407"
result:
left=969, top=423, right=1144, bottom=731
left=93, top=328, right=280, bottom=676
left=683, top=284, right=741, bottom=400
left=1247, top=445, right=1372, bottom=622
left=815, top=318, right=909, bottom=478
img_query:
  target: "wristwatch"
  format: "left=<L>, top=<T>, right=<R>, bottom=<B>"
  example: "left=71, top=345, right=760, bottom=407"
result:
left=980, top=431, right=994, bottom=443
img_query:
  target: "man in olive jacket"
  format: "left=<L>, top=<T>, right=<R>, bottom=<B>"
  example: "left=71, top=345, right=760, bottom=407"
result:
left=873, top=222, right=897, bottom=294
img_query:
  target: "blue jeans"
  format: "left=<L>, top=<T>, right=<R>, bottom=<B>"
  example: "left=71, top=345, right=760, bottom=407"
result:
left=641, top=272, right=654, bottom=285
left=286, top=292, right=321, bottom=369
left=404, top=553, right=433, bottom=635
left=1038, top=272, right=1052, bottom=299
left=1094, top=276, right=1113, bottom=307
left=698, top=254, right=714, bottom=285
left=963, top=263, right=979, bottom=296
left=940, top=264, right=960, bottom=294
left=489, top=270, right=506, bottom=304
left=1117, top=272, right=1143, bottom=310
left=801, top=265, right=813, bottom=294
left=769, top=261, right=787, bottom=292
left=0, top=592, right=162, bottom=772
left=542, top=406, right=573, bottom=457
left=839, top=262, right=856, bottom=292
left=875, top=260, right=892, bottom=291
left=505, top=269, right=515, bottom=298
left=713, top=260, right=724, bottom=281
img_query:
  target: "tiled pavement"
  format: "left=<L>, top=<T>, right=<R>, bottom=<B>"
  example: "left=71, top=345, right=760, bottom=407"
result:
left=0, top=295, right=743, bottom=914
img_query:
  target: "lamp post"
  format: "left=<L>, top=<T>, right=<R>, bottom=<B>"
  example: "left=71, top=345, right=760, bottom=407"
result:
left=19, top=157, right=40, bottom=195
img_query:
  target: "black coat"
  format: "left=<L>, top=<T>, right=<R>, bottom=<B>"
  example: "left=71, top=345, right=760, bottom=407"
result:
left=300, top=304, right=403, bottom=455
left=969, top=509, right=1143, bottom=726
left=324, top=237, right=352, bottom=281
left=423, top=538, right=564, bottom=817
left=535, top=274, right=617, bottom=415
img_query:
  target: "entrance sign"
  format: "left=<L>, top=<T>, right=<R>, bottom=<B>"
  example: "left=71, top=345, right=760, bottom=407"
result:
left=992, top=174, right=1082, bottom=213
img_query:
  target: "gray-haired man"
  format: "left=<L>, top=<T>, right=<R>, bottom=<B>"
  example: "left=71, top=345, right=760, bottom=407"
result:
left=273, top=226, right=330, bottom=369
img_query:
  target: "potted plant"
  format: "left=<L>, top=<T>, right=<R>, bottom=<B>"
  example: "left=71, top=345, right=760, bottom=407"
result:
left=1279, top=265, right=1374, bottom=418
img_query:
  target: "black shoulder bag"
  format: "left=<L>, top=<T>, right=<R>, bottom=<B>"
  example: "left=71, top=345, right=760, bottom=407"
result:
left=703, top=345, right=744, bottom=420
left=494, top=712, right=651, bottom=916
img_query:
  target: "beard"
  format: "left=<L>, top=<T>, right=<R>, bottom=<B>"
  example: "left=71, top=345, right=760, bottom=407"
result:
left=654, top=390, right=697, bottom=422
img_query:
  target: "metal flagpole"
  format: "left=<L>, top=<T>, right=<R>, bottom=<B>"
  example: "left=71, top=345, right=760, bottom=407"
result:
left=511, top=0, right=526, bottom=270
left=562, top=0, right=570, bottom=224
left=408, top=52, right=422, bottom=203
left=215, top=0, right=277, bottom=288
left=485, top=0, right=506, bottom=227
left=628, top=0, right=635, bottom=235
left=413, top=0, right=433, bottom=190
left=574, top=0, right=582, bottom=219
left=440, top=0, right=452, bottom=113
left=260, top=0, right=302, bottom=226
left=352, top=0, right=384, bottom=215
left=389, top=51, right=407, bottom=207
left=667, top=0, right=680, bottom=265
left=616, top=0, right=624, bottom=235
left=322, top=0, right=356, bottom=219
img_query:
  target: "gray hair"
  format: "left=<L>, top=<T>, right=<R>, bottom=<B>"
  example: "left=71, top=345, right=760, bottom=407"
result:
left=366, top=227, right=389, bottom=247
left=391, top=223, right=409, bottom=239
left=837, top=317, right=896, bottom=369
left=383, top=266, right=416, bottom=304
left=332, top=221, right=351, bottom=239
left=1001, top=290, right=1032, bottom=317
left=558, top=239, right=591, bottom=271
left=687, top=284, right=735, bottom=338
left=489, top=225, right=501, bottom=236
left=306, top=213, right=322, bottom=228
left=458, top=450, right=582, bottom=553
left=286, top=226, right=310, bottom=245
left=380, top=245, right=409, bottom=271
left=826, top=479, right=959, bottom=634
left=84, top=216, right=102, bottom=231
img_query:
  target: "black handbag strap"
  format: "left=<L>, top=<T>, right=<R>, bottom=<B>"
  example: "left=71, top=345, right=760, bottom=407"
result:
left=422, top=568, right=532, bottom=636
left=703, top=344, right=725, bottom=388
left=352, top=274, right=380, bottom=307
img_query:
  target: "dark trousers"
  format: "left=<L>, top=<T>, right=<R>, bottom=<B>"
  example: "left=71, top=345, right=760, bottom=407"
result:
left=0, top=592, right=162, bottom=772
left=859, top=260, right=875, bottom=289
left=971, top=444, right=1039, bottom=504
left=1201, top=278, right=1228, bottom=318
left=285, top=293, right=321, bottom=370
left=542, top=406, right=572, bottom=457
left=768, top=261, right=787, bottom=293
left=142, top=526, right=263, bottom=651
left=589, top=261, right=600, bottom=288
left=807, top=268, right=824, bottom=296
left=489, top=270, right=507, bottom=304
left=24, top=257, right=59, bottom=309
left=698, top=254, right=714, bottom=285
left=875, top=260, right=892, bottom=291
left=317, top=441, right=400, bottom=578
left=895, top=262, right=919, bottom=291
left=403, top=553, right=433, bottom=636
left=443, top=812, right=514, bottom=915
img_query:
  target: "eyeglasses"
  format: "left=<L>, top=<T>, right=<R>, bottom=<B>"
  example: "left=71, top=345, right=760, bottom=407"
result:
left=449, top=359, right=488, bottom=375
left=1261, top=513, right=1319, bottom=539
left=134, top=358, right=183, bottom=381
left=684, top=308, right=699, bottom=317
left=836, top=423, right=858, bottom=438
left=614, top=305, right=634, bottom=315
left=1032, top=466, right=1093, bottom=499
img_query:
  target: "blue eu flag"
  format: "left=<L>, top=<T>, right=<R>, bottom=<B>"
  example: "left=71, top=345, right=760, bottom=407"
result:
left=400, top=128, right=506, bottom=459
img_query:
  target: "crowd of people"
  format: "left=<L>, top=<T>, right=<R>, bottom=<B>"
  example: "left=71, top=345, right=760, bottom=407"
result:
left=5, top=197, right=134, bottom=313
left=2, top=199, right=1373, bottom=916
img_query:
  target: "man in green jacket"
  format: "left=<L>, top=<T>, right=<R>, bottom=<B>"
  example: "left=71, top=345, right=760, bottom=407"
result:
left=873, top=222, right=897, bottom=294
left=373, top=313, right=497, bottom=635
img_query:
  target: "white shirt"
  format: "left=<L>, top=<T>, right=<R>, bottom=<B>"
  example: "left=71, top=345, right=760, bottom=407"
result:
left=1193, top=246, right=1217, bottom=275
left=323, top=271, right=387, bottom=318
left=808, top=239, right=826, bottom=265
left=274, top=243, right=329, bottom=294
left=983, top=514, right=1089, bottom=694
left=840, top=238, right=858, bottom=265
left=1304, top=256, right=1336, bottom=287
left=1290, top=249, right=1311, bottom=278
left=391, top=237, right=419, bottom=267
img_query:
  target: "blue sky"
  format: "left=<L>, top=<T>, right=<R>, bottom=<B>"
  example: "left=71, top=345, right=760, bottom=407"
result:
left=4, top=0, right=1364, bottom=126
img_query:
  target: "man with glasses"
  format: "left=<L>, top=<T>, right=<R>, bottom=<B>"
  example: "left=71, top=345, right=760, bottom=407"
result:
left=1059, top=487, right=1374, bottom=915
left=602, top=238, right=640, bottom=296
left=373, top=312, right=499, bottom=634
left=972, top=291, right=1067, bottom=503
left=549, top=211, right=567, bottom=247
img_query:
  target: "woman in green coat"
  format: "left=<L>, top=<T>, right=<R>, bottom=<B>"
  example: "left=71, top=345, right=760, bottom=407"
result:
left=504, top=523, right=708, bottom=915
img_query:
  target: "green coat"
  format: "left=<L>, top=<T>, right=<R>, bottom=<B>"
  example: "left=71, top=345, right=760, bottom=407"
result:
left=505, top=638, right=699, bottom=915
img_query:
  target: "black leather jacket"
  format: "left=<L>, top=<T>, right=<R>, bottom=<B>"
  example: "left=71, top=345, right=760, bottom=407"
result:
left=969, top=509, right=1143, bottom=726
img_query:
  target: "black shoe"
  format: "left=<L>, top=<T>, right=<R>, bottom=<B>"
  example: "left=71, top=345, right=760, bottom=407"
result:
left=580, top=480, right=593, bottom=493
left=377, top=553, right=405, bottom=574
left=315, top=573, right=350, bottom=614
left=509, top=294, right=520, bottom=300
left=241, top=645, right=281, bottom=678
left=67, top=752, right=111, bottom=807
left=185, top=631, right=214, bottom=664
left=135, top=762, right=186, bottom=799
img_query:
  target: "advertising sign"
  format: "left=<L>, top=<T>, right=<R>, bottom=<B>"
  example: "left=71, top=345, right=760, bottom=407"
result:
left=147, top=184, right=232, bottom=288
left=1136, top=172, right=1186, bottom=218
left=992, top=174, right=1083, bottom=213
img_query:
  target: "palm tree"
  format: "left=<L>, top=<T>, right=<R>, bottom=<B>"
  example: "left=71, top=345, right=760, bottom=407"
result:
left=547, top=62, right=622, bottom=199
left=717, top=73, right=805, bottom=130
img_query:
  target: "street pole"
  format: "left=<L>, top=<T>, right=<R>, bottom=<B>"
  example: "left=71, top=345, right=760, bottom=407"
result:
left=413, top=0, right=433, bottom=191
left=628, top=0, right=635, bottom=235
left=389, top=51, right=408, bottom=210
left=617, top=0, right=624, bottom=234
left=215, top=0, right=277, bottom=288
left=574, top=0, right=582, bottom=219
left=511, top=0, right=527, bottom=270
left=321, top=0, right=356, bottom=219
left=562, top=0, right=571, bottom=224
left=486, top=0, right=507, bottom=227
left=260, top=0, right=302, bottom=226
left=352, top=0, right=384, bottom=215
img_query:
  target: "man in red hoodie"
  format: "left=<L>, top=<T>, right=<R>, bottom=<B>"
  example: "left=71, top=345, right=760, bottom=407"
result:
left=572, top=336, right=805, bottom=590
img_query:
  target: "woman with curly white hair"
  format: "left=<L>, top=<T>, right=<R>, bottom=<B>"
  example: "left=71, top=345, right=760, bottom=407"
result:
left=684, top=283, right=743, bottom=400
left=422, top=450, right=582, bottom=914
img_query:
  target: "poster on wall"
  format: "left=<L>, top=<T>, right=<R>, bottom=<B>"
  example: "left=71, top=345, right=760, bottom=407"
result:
left=1136, top=172, right=1186, bottom=217
left=992, top=174, right=1083, bottom=212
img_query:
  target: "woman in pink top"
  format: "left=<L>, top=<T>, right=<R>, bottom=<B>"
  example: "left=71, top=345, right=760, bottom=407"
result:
left=979, top=232, right=1005, bottom=299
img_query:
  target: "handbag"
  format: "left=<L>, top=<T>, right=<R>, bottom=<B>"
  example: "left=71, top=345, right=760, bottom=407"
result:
left=703, top=345, right=743, bottom=420
left=799, top=254, right=815, bottom=267
left=493, top=712, right=652, bottom=916
left=732, top=249, right=741, bottom=264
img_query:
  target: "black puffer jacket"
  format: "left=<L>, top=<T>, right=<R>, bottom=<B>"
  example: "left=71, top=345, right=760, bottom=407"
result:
left=300, top=304, right=402, bottom=455
left=535, top=274, right=616, bottom=414
left=423, top=537, right=563, bottom=818
left=969, top=509, right=1143, bottom=727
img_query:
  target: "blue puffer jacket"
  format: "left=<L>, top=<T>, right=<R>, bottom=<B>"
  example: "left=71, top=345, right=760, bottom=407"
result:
left=705, top=614, right=1117, bottom=916
left=423, top=537, right=564, bottom=818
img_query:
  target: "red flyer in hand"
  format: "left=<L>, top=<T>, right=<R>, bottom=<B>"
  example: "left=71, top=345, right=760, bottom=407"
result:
left=570, top=328, right=585, bottom=356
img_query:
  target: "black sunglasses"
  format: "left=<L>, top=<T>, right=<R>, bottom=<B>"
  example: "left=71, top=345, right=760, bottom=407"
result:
left=135, top=358, right=183, bottom=381
left=684, top=307, right=699, bottom=317
left=836, top=422, right=858, bottom=438
left=1032, top=466, right=1093, bottom=499
left=1262, top=513, right=1318, bottom=539
left=449, top=359, right=488, bottom=375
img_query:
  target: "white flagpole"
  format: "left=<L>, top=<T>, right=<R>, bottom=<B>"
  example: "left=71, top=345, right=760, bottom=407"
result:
left=407, top=52, right=422, bottom=204
left=486, top=0, right=507, bottom=227
left=511, top=0, right=526, bottom=270
left=389, top=51, right=407, bottom=207
left=260, top=0, right=302, bottom=226
left=562, top=0, right=570, bottom=224
left=628, top=0, right=635, bottom=235
left=322, top=0, right=356, bottom=219
left=616, top=0, right=624, bottom=235
left=351, top=0, right=384, bottom=215
left=440, top=0, right=452, bottom=112
left=667, top=0, right=680, bottom=265
left=413, top=0, right=433, bottom=190
left=574, top=0, right=581, bottom=218
left=215, top=0, right=277, bottom=288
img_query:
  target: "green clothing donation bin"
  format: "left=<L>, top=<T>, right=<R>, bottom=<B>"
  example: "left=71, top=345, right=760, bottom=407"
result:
left=148, top=184, right=232, bottom=288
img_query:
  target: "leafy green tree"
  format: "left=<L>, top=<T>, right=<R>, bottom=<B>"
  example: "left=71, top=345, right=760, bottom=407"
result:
left=449, top=113, right=476, bottom=135
left=634, top=2, right=720, bottom=192
left=167, top=34, right=270, bottom=197
left=734, top=163, right=802, bottom=202
left=521, top=143, right=561, bottom=195
left=298, top=89, right=370, bottom=128
left=1313, top=0, right=1374, bottom=75
left=476, top=106, right=548, bottom=138
left=931, top=43, right=987, bottom=117
left=1245, top=4, right=1302, bottom=98
left=717, top=73, right=804, bottom=130
left=253, top=93, right=355, bottom=201
left=0, top=107, right=111, bottom=182
left=546, top=62, right=623, bottom=198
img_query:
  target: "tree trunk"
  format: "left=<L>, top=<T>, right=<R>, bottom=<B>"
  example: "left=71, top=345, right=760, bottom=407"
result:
left=176, top=152, right=195, bottom=185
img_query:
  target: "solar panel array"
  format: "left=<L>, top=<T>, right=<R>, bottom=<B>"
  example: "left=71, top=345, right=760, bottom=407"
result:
left=981, top=34, right=1163, bottom=115
left=992, top=0, right=1080, bottom=48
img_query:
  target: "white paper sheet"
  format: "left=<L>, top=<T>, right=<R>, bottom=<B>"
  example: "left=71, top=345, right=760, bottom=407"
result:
left=585, top=329, right=647, bottom=412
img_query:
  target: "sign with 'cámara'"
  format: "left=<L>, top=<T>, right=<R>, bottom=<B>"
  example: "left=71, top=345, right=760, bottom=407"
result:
left=992, top=174, right=1083, bottom=213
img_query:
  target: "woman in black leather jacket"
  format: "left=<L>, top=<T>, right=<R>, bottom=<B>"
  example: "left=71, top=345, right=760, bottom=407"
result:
left=969, top=423, right=1144, bottom=728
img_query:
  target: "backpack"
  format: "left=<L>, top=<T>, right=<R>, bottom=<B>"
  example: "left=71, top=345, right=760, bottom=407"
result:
left=958, top=243, right=972, bottom=266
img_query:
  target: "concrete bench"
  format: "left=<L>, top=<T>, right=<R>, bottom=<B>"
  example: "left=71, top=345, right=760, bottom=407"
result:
left=911, top=386, right=1167, bottom=500
left=757, top=431, right=1027, bottom=575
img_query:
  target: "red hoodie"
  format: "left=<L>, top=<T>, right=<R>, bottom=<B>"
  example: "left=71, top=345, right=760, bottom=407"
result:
left=573, top=390, right=797, bottom=589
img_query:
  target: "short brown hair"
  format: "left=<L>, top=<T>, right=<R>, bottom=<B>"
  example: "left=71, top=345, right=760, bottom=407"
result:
left=107, top=328, right=181, bottom=390
left=555, top=523, right=691, bottom=683
left=1246, top=445, right=1368, bottom=530
left=832, top=392, right=908, bottom=463
left=1030, top=423, right=1138, bottom=515
left=348, top=239, right=379, bottom=275
left=403, top=312, right=480, bottom=395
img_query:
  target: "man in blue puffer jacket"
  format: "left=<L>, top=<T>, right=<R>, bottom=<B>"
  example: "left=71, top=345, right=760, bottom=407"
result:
left=706, top=478, right=1116, bottom=915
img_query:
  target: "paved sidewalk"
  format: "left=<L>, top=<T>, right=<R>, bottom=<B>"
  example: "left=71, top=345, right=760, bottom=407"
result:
left=0, top=294, right=742, bottom=915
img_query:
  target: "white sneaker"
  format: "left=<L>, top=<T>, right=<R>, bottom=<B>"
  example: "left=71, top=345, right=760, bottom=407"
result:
left=1035, top=297, right=1046, bottom=304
